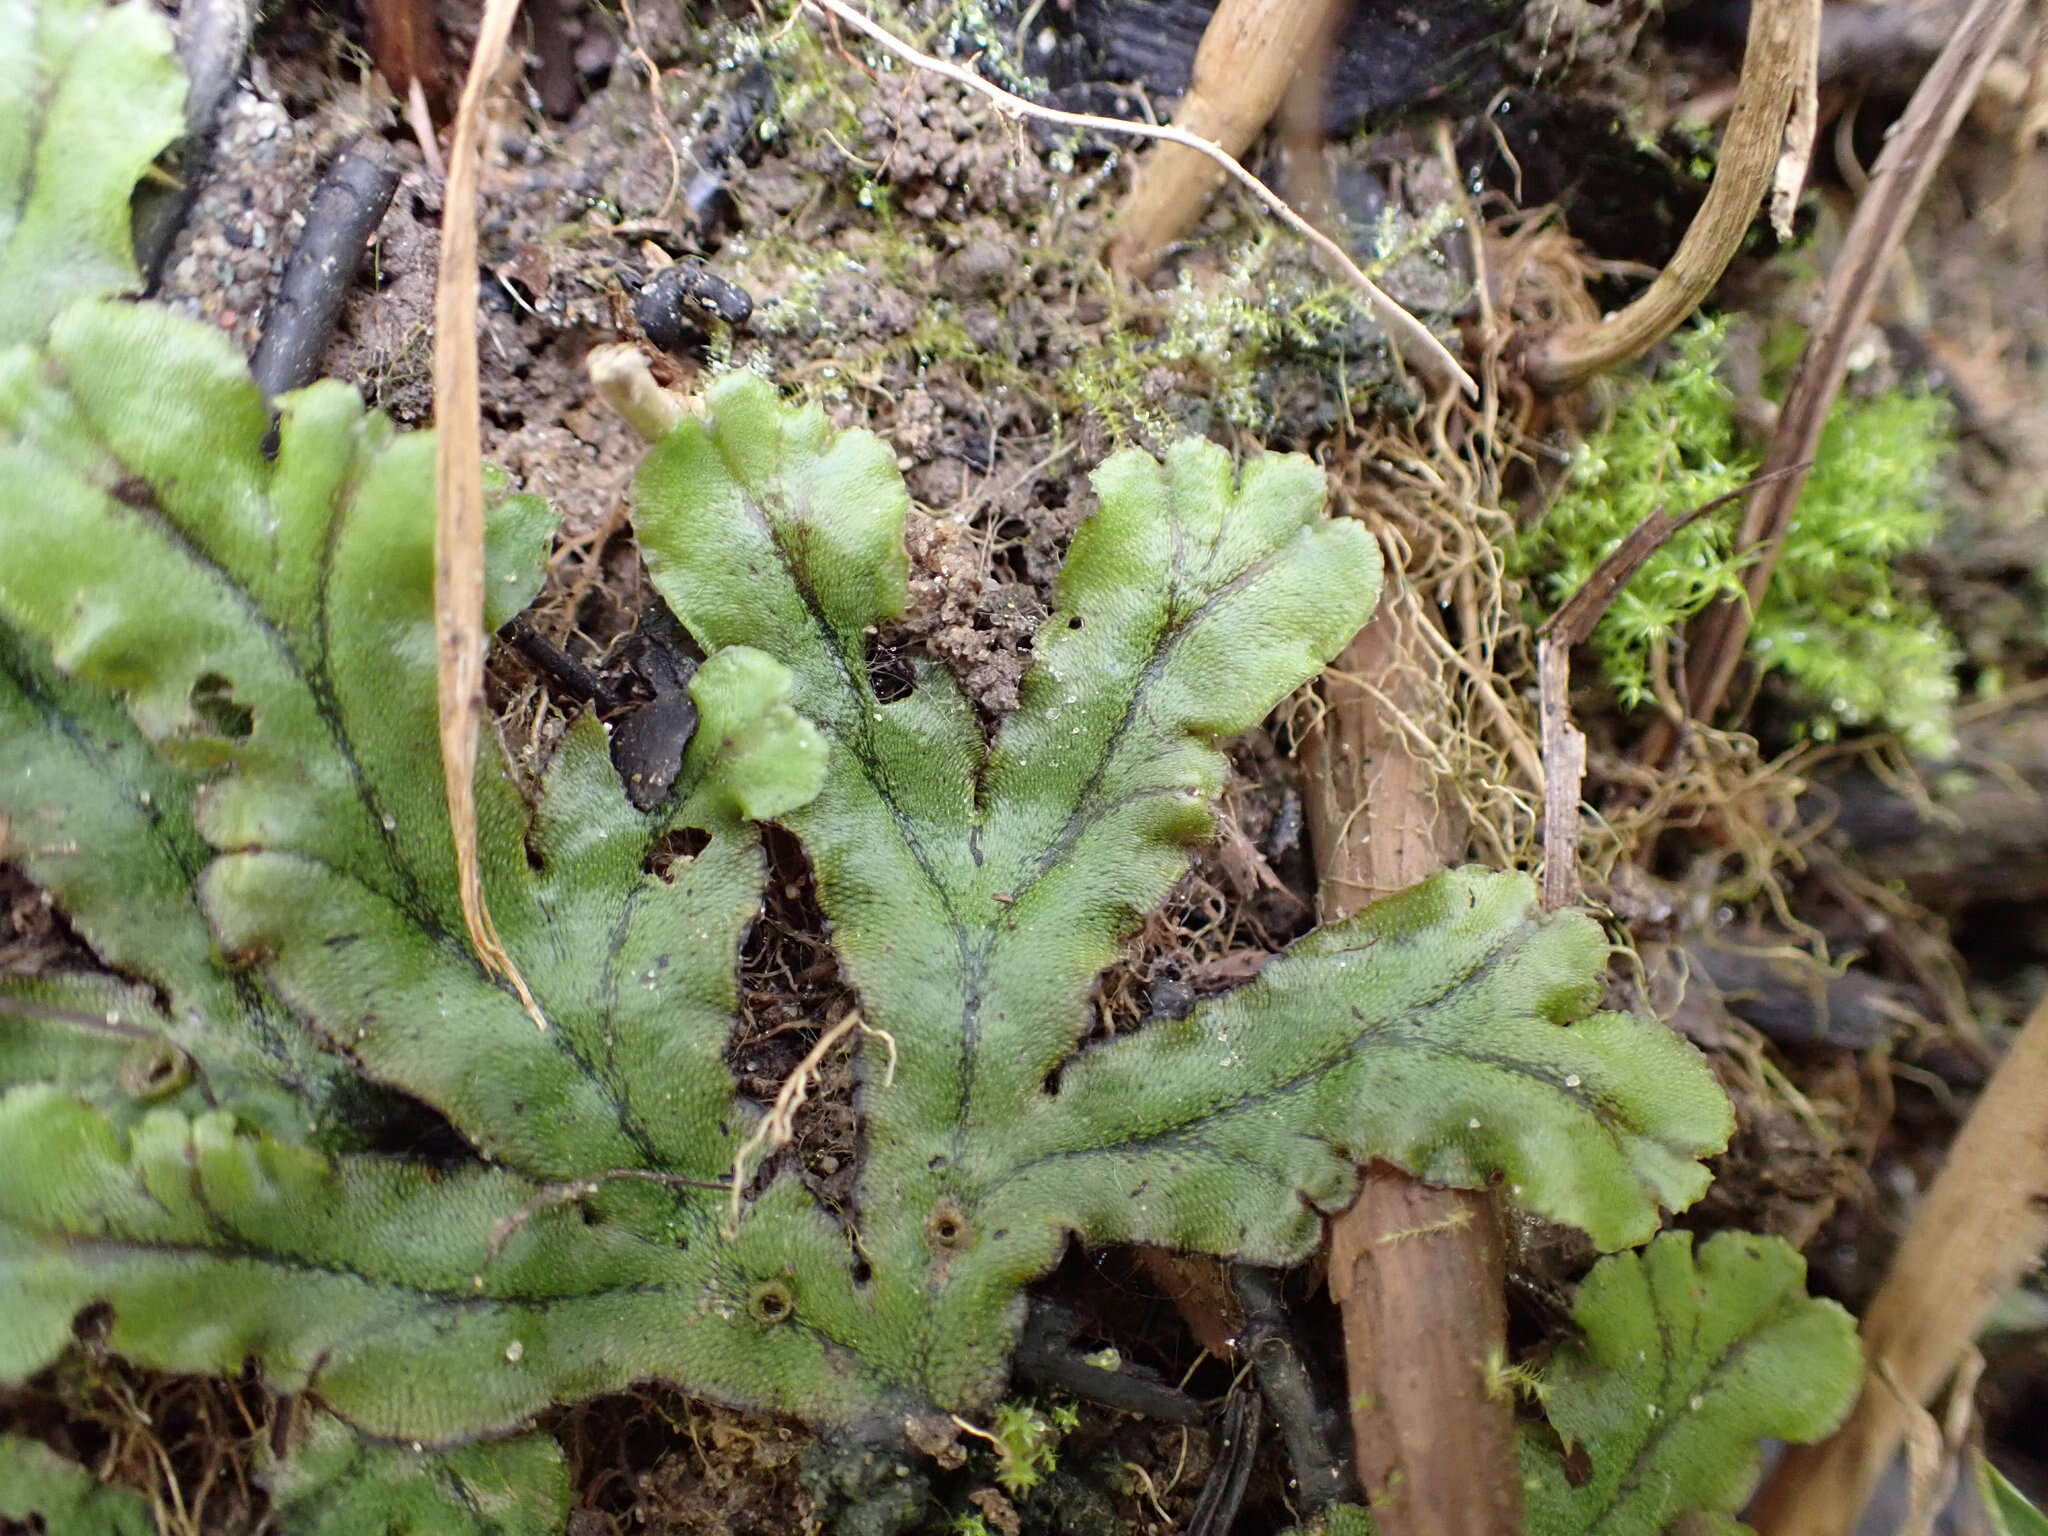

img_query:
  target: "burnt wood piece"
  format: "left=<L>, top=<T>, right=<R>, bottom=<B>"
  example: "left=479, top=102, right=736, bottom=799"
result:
left=1685, top=935, right=1903, bottom=1051
left=249, top=145, right=401, bottom=404
left=501, top=606, right=703, bottom=815
left=1014, top=1300, right=1208, bottom=1424
left=607, top=605, right=701, bottom=813
left=683, top=62, right=775, bottom=234
left=632, top=262, right=754, bottom=356
left=500, top=614, right=621, bottom=712
left=1185, top=1385, right=1262, bottom=1536
left=1044, top=0, right=1514, bottom=136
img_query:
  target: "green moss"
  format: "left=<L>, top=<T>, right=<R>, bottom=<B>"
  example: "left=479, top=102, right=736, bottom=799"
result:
left=1056, top=221, right=1453, bottom=443
left=707, top=0, right=1473, bottom=452
left=750, top=5, right=867, bottom=155
left=1516, top=320, right=1961, bottom=757
left=979, top=1401, right=1069, bottom=1495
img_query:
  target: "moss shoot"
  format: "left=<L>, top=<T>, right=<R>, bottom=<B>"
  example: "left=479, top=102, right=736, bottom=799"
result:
left=1517, top=320, right=1961, bottom=757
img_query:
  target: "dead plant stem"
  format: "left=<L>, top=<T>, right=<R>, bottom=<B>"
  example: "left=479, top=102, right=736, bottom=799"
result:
left=1749, top=984, right=2048, bottom=1534
left=1522, top=0, right=1820, bottom=392
left=432, top=0, right=550, bottom=1030
left=1304, top=585, right=1522, bottom=1535
left=1667, top=0, right=2031, bottom=749
left=1536, top=637, right=1587, bottom=912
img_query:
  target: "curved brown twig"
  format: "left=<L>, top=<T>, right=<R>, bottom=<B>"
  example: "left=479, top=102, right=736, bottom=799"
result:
left=1521, top=0, right=1819, bottom=394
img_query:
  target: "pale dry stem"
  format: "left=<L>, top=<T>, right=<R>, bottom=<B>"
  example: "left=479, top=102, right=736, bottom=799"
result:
left=1751, top=985, right=2048, bottom=1534
left=432, top=0, right=550, bottom=1031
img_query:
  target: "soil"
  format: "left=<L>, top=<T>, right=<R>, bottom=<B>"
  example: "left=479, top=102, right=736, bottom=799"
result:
left=3, top=0, right=2046, bottom=1531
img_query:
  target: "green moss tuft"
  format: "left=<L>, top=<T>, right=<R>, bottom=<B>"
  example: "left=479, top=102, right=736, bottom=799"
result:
left=1517, top=321, right=1961, bottom=757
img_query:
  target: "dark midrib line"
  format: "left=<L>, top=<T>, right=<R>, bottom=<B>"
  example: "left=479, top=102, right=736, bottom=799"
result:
left=1003, top=537, right=1290, bottom=915
left=701, top=1239, right=910, bottom=1376
left=248, top=828, right=674, bottom=1181
left=69, top=1226, right=678, bottom=1311
left=47, top=359, right=436, bottom=937
left=711, top=436, right=983, bottom=1123
left=0, top=635, right=210, bottom=884
left=584, top=864, right=750, bottom=1204
left=212, top=1170, right=901, bottom=1390
left=994, top=926, right=1516, bottom=1176
left=593, top=880, right=639, bottom=1096
left=86, top=1149, right=707, bottom=1311
left=946, top=525, right=1290, bottom=1152
left=306, top=431, right=442, bottom=927
left=1583, top=1290, right=1753, bottom=1533
left=437, top=1467, right=492, bottom=1526
left=580, top=872, right=710, bottom=1189
left=715, top=447, right=1304, bottom=1218
left=991, top=925, right=1649, bottom=1188
left=317, top=450, right=612, bottom=1090
left=68, top=397, right=685, bottom=1178
left=4, top=19, right=57, bottom=261
left=718, top=453, right=965, bottom=926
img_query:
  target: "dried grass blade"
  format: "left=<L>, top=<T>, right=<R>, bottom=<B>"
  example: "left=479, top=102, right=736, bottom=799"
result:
left=433, top=0, right=549, bottom=1030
